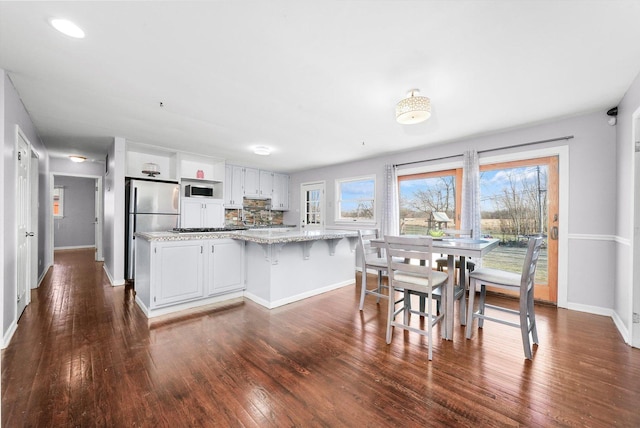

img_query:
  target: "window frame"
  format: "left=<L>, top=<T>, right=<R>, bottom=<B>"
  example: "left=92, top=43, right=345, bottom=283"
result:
left=53, top=186, right=64, bottom=218
left=335, top=174, right=377, bottom=224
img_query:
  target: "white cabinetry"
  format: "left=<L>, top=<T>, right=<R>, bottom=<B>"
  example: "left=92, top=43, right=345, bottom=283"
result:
left=243, top=167, right=260, bottom=197
left=181, top=198, right=224, bottom=228
left=153, top=240, right=205, bottom=307
left=137, top=238, right=245, bottom=314
left=272, top=173, right=289, bottom=210
left=259, top=170, right=274, bottom=198
left=207, top=239, right=245, bottom=295
left=224, top=165, right=245, bottom=207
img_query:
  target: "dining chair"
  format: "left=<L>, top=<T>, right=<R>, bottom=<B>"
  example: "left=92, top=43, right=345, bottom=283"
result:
left=357, top=229, right=388, bottom=310
left=465, top=236, right=544, bottom=359
left=384, top=235, right=448, bottom=360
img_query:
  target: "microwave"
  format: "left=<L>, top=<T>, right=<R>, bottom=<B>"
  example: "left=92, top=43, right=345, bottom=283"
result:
left=185, top=184, right=214, bottom=198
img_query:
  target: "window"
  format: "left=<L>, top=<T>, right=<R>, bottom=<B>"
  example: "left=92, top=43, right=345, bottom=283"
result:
left=53, top=186, right=64, bottom=217
left=336, top=175, right=376, bottom=222
left=398, top=169, right=461, bottom=234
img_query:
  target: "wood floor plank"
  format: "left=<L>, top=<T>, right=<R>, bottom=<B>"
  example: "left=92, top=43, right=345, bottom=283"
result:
left=2, top=250, right=640, bottom=426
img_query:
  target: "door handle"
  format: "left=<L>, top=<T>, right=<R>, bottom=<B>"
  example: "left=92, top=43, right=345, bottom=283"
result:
left=550, top=226, right=558, bottom=240
left=25, top=232, right=34, bottom=237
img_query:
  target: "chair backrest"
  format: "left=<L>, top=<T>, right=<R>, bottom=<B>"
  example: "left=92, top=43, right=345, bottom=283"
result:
left=384, top=235, right=437, bottom=291
left=441, top=228, right=472, bottom=238
left=358, top=229, right=381, bottom=266
left=520, top=236, right=545, bottom=292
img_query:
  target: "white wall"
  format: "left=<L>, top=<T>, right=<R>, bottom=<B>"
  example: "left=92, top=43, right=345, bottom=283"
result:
left=286, top=110, right=617, bottom=315
left=103, top=137, right=126, bottom=286
left=2, top=71, right=50, bottom=345
left=615, top=69, right=640, bottom=344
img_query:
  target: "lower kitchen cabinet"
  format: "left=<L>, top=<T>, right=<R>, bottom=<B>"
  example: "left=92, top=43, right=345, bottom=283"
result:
left=154, top=240, right=206, bottom=307
left=207, top=239, right=245, bottom=295
left=136, top=237, right=245, bottom=315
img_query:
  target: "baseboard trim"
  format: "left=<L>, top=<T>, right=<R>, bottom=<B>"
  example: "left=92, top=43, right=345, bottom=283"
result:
left=245, top=279, right=354, bottom=309
left=103, top=265, right=125, bottom=286
left=2, top=320, right=18, bottom=349
left=54, top=245, right=96, bottom=250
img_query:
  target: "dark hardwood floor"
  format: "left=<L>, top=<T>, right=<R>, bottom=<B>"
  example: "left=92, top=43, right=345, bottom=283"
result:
left=2, top=248, right=640, bottom=427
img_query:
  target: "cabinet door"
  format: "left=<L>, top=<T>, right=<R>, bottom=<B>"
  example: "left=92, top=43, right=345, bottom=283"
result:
left=208, top=239, right=245, bottom=295
left=181, top=198, right=204, bottom=227
left=272, top=173, right=290, bottom=210
left=225, top=165, right=244, bottom=207
left=153, top=241, right=205, bottom=307
left=259, top=171, right=273, bottom=198
left=202, top=200, right=224, bottom=228
left=231, top=166, right=244, bottom=205
left=243, top=167, right=260, bottom=197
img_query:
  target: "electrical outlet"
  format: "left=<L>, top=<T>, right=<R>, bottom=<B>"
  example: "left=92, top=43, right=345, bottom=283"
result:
left=633, top=313, right=640, bottom=324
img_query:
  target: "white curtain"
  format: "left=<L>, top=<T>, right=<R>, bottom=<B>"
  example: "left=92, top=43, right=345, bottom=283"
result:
left=382, top=164, right=399, bottom=237
left=461, top=150, right=481, bottom=240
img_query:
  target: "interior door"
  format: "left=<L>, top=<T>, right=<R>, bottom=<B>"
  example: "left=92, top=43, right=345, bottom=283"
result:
left=16, top=128, right=32, bottom=317
left=300, top=181, right=325, bottom=230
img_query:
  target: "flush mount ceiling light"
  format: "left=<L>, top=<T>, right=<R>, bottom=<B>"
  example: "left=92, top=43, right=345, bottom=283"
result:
left=396, top=89, right=431, bottom=124
left=253, top=146, right=271, bottom=156
left=69, top=155, right=87, bottom=163
left=50, top=18, right=85, bottom=39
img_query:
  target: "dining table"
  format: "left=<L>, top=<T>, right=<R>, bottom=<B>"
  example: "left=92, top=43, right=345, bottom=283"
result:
left=372, top=236, right=499, bottom=340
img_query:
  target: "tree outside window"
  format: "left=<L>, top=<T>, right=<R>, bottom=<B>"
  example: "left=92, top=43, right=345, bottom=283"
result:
left=398, top=171, right=459, bottom=235
left=336, top=176, right=375, bottom=222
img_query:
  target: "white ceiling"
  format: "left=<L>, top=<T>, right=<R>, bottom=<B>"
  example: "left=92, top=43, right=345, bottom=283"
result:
left=2, top=1, right=640, bottom=173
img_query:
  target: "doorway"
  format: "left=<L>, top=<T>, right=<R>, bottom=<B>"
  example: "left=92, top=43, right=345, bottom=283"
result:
left=300, top=181, right=325, bottom=230
left=479, top=156, right=559, bottom=303
left=50, top=173, right=103, bottom=263
left=632, top=109, right=640, bottom=348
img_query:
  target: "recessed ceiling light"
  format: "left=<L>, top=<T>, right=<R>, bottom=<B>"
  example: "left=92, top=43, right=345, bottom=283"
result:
left=50, top=18, right=85, bottom=39
left=69, top=155, right=87, bottom=163
left=254, top=146, right=271, bottom=156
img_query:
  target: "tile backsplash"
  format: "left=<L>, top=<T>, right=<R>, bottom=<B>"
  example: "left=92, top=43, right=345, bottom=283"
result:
left=224, top=198, right=283, bottom=226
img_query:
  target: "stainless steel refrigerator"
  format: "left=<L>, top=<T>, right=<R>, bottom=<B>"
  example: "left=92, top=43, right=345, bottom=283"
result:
left=125, top=178, right=180, bottom=280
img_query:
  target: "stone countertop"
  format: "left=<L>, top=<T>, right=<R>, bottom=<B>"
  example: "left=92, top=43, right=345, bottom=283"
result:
left=136, top=228, right=358, bottom=244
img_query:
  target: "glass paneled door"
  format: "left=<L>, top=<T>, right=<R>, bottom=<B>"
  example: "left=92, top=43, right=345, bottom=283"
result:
left=300, top=181, right=325, bottom=230
left=479, top=156, right=559, bottom=303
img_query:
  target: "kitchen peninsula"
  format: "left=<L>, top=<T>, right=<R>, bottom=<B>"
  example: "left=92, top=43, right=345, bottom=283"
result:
left=134, top=228, right=358, bottom=317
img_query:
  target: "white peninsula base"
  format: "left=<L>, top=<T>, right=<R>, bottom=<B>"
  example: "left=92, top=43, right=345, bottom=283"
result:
left=243, top=236, right=356, bottom=309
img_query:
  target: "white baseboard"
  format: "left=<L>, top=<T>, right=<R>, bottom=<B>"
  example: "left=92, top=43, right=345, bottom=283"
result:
left=245, top=279, right=354, bottom=309
left=53, top=245, right=96, bottom=250
left=35, top=264, right=53, bottom=288
left=611, top=310, right=631, bottom=345
left=103, top=265, right=125, bottom=286
left=2, top=320, right=17, bottom=349
left=136, top=292, right=244, bottom=318
left=566, top=302, right=613, bottom=317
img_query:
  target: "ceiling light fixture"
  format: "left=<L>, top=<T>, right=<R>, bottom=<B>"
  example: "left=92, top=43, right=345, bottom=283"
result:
left=50, top=18, right=85, bottom=39
left=254, top=146, right=271, bottom=156
left=69, top=155, right=87, bottom=163
left=396, top=89, right=431, bottom=124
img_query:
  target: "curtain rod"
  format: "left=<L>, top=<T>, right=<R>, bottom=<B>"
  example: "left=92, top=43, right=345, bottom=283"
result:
left=394, top=135, right=574, bottom=168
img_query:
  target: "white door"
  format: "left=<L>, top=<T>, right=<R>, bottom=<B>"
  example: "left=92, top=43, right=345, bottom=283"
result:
left=16, top=128, right=32, bottom=317
left=30, top=154, right=39, bottom=288
left=300, top=181, right=325, bottom=230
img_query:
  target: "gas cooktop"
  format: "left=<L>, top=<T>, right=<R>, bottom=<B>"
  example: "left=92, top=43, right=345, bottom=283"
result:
left=171, top=226, right=247, bottom=233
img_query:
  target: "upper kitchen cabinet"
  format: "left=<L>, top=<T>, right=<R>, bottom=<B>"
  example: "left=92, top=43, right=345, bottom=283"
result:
left=126, top=142, right=177, bottom=181
left=178, top=153, right=224, bottom=182
left=224, top=165, right=244, bottom=208
left=259, top=170, right=274, bottom=198
left=272, top=173, right=290, bottom=211
left=243, top=167, right=260, bottom=198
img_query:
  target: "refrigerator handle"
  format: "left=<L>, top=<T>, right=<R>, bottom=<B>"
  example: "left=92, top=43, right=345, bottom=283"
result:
left=132, top=187, right=138, bottom=238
